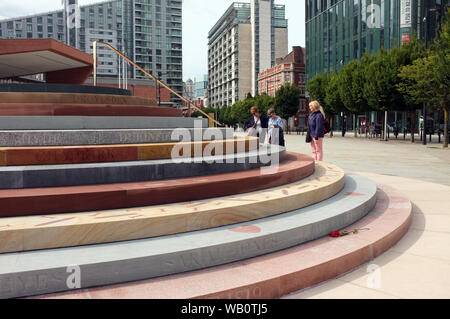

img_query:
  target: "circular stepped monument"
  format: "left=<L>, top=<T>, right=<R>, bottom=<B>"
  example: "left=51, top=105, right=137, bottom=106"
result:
left=0, top=107, right=413, bottom=299
left=0, top=40, right=412, bottom=299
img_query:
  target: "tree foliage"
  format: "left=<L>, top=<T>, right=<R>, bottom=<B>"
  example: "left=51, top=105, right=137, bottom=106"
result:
left=274, top=83, right=301, bottom=120
left=306, top=72, right=329, bottom=107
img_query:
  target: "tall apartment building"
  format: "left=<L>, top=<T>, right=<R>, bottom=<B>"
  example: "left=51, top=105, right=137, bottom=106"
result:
left=0, top=0, right=183, bottom=104
left=306, top=0, right=449, bottom=80
left=207, top=1, right=288, bottom=107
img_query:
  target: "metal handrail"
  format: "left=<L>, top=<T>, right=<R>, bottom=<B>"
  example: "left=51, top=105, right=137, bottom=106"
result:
left=93, top=41, right=224, bottom=127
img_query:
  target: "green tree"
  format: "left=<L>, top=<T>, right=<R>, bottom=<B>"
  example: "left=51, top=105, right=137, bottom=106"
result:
left=253, top=93, right=275, bottom=116
left=389, top=37, right=426, bottom=142
left=274, top=83, right=301, bottom=121
left=398, top=29, right=450, bottom=147
left=306, top=72, right=329, bottom=106
left=325, top=72, right=346, bottom=135
left=230, top=99, right=254, bottom=124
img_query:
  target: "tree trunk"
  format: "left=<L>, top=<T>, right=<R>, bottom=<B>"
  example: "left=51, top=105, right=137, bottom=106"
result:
left=444, top=107, right=449, bottom=148
left=410, top=110, right=415, bottom=143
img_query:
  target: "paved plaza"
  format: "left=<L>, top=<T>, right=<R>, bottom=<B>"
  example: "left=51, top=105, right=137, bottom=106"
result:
left=283, top=132, right=450, bottom=299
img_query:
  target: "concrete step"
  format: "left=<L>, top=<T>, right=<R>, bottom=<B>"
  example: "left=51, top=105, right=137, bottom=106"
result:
left=0, top=172, right=379, bottom=299
left=0, top=137, right=258, bottom=166
left=0, top=128, right=233, bottom=147
left=0, top=116, right=208, bottom=130
left=31, top=183, right=411, bottom=300
left=0, top=153, right=314, bottom=217
left=0, top=161, right=343, bottom=254
left=0, top=103, right=182, bottom=117
left=0, top=145, right=286, bottom=189
left=0, top=92, right=155, bottom=106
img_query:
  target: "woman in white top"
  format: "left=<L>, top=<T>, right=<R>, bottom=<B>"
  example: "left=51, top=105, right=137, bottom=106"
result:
left=267, top=108, right=285, bottom=147
left=244, top=106, right=268, bottom=144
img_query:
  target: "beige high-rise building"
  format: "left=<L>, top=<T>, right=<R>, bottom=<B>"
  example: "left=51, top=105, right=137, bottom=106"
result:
left=207, top=1, right=288, bottom=107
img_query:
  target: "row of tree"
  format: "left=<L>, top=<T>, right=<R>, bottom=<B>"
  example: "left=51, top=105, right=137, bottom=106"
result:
left=306, top=9, right=449, bottom=148
left=190, top=83, right=302, bottom=127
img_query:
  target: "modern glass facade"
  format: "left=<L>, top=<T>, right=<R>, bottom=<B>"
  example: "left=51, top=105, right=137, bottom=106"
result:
left=0, top=0, right=183, bottom=104
left=306, top=0, right=450, bottom=80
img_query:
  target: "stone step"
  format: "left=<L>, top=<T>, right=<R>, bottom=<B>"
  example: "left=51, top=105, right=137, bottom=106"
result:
left=31, top=183, right=411, bottom=300
left=0, top=128, right=233, bottom=147
left=0, top=92, right=155, bottom=106
left=0, top=160, right=343, bottom=253
left=0, top=116, right=208, bottom=130
left=0, top=103, right=182, bottom=117
left=0, top=172, right=379, bottom=299
left=0, top=153, right=314, bottom=217
left=0, top=145, right=286, bottom=189
left=0, top=137, right=258, bottom=166
left=0, top=83, right=131, bottom=96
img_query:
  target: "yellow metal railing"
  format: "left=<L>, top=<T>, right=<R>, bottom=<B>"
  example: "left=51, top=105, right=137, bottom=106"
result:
left=93, top=41, right=224, bottom=127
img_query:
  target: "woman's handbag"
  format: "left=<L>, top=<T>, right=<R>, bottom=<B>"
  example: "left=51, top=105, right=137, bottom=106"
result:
left=247, top=118, right=260, bottom=137
left=306, top=129, right=312, bottom=143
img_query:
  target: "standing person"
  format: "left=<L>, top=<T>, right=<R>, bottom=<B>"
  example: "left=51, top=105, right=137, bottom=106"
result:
left=267, top=108, right=285, bottom=147
left=369, top=122, right=375, bottom=139
left=308, top=101, right=325, bottom=161
left=244, top=106, right=268, bottom=144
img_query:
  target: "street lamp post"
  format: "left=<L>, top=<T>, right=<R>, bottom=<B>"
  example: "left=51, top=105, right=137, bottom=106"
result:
left=423, top=6, right=428, bottom=145
left=422, top=5, right=440, bottom=145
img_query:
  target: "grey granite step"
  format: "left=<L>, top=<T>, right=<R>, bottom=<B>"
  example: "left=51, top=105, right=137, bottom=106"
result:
left=0, top=116, right=208, bottom=130
left=0, top=145, right=286, bottom=189
left=0, top=128, right=234, bottom=146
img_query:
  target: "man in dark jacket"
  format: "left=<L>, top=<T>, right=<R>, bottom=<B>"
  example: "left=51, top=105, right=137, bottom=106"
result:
left=244, top=106, right=269, bottom=144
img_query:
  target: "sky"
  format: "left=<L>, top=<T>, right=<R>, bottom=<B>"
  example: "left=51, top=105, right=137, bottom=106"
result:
left=0, top=0, right=305, bottom=81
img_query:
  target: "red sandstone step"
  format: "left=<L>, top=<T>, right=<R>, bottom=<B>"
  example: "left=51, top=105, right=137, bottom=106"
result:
left=0, top=137, right=256, bottom=166
left=0, top=92, right=156, bottom=106
left=0, top=152, right=314, bottom=217
left=0, top=103, right=181, bottom=117
left=34, top=183, right=411, bottom=299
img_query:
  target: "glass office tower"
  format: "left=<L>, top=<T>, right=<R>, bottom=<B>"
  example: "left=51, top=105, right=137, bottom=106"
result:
left=305, top=0, right=449, bottom=80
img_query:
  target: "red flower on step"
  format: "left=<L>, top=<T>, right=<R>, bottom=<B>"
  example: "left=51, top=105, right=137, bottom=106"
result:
left=329, top=228, right=370, bottom=238
left=329, top=231, right=340, bottom=237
